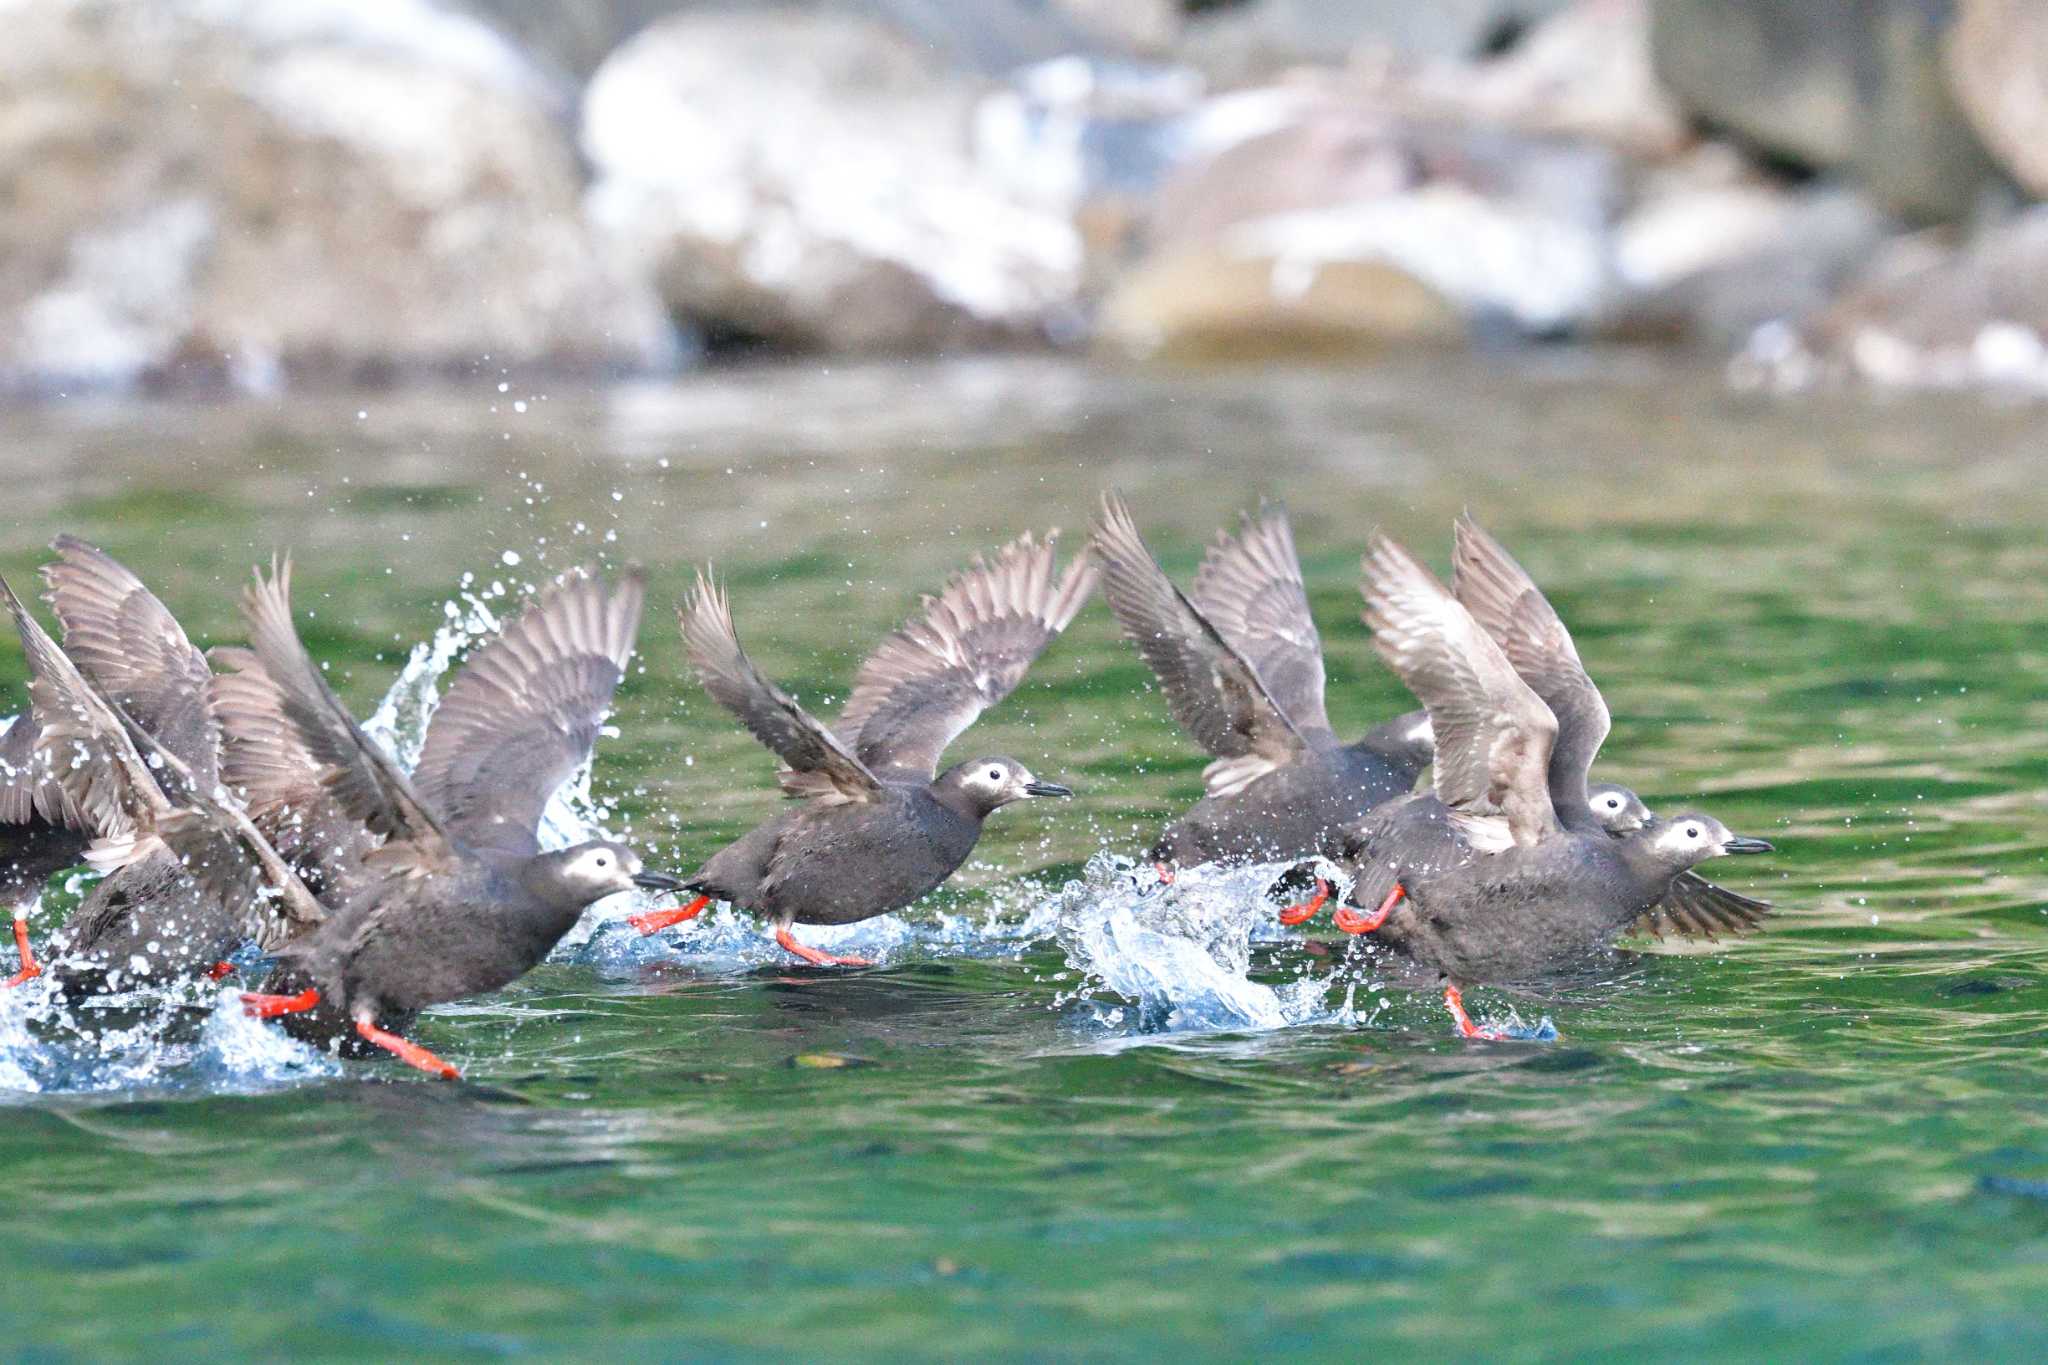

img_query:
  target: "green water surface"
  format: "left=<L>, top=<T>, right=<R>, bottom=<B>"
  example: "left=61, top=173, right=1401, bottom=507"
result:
left=3, top=354, right=2047, bottom=1360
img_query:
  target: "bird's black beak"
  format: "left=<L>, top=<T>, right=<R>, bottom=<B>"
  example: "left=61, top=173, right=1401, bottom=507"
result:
left=1722, top=836, right=1774, bottom=855
left=633, top=871, right=688, bottom=891
left=1023, top=781, right=1074, bottom=798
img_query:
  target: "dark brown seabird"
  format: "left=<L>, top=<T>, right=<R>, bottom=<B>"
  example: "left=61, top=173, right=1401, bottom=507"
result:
left=1333, top=534, right=1773, bottom=1038
left=632, top=531, right=1094, bottom=966
left=1090, top=493, right=1433, bottom=924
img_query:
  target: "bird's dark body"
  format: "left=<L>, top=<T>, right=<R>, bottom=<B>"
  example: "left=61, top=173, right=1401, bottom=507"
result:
left=49, top=853, right=243, bottom=995
left=1373, top=835, right=1673, bottom=984
left=1156, top=730, right=1427, bottom=866
left=693, top=779, right=983, bottom=926
left=271, top=853, right=591, bottom=1054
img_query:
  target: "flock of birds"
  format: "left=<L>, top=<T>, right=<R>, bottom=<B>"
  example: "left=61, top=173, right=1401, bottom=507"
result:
left=0, top=496, right=1774, bottom=1078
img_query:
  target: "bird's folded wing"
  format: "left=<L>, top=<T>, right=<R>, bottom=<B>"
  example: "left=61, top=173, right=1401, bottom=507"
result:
left=239, top=557, right=455, bottom=875
left=1190, top=501, right=1333, bottom=738
left=1631, top=871, right=1772, bottom=940
left=42, top=535, right=222, bottom=795
left=1093, top=494, right=1303, bottom=796
left=681, top=568, right=882, bottom=804
left=836, top=528, right=1098, bottom=781
left=412, top=567, right=647, bottom=855
left=1450, top=514, right=1609, bottom=812
left=1361, top=534, right=1561, bottom=846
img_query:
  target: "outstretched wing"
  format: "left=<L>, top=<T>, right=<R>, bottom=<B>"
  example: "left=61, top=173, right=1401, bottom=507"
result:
left=209, top=646, right=378, bottom=897
left=681, top=569, right=882, bottom=805
left=1631, top=872, right=1773, bottom=941
left=1361, top=534, right=1560, bottom=846
left=42, top=536, right=221, bottom=794
left=835, top=530, right=1097, bottom=779
left=0, top=706, right=77, bottom=831
left=1190, top=502, right=1333, bottom=738
left=2, top=574, right=323, bottom=945
left=1450, top=514, right=1608, bottom=820
left=411, top=567, right=647, bottom=856
left=1092, top=493, right=1306, bottom=797
left=239, top=557, right=454, bottom=875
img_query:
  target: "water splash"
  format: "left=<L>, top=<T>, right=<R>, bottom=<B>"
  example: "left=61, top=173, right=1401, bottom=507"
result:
left=1049, top=852, right=1364, bottom=1036
left=364, top=579, right=627, bottom=859
left=0, top=977, right=337, bottom=1096
left=572, top=876, right=1067, bottom=973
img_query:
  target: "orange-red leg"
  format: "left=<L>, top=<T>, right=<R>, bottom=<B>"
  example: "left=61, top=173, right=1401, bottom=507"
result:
left=241, top=987, right=321, bottom=1019
left=354, top=1019, right=462, bottom=1081
left=1444, top=984, right=1510, bottom=1042
left=3, top=916, right=40, bottom=988
left=1277, top=878, right=1329, bottom=927
left=1154, top=862, right=1176, bottom=886
left=630, top=895, right=710, bottom=936
left=207, top=961, right=237, bottom=981
left=1335, top=882, right=1402, bottom=935
left=774, top=926, right=874, bottom=968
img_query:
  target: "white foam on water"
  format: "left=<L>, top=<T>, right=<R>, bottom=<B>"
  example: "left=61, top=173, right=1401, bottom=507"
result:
left=1048, top=851, right=1367, bottom=1038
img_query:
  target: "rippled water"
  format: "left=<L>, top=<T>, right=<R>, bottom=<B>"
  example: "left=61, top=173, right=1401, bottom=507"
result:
left=4, top=353, right=2048, bottom=1356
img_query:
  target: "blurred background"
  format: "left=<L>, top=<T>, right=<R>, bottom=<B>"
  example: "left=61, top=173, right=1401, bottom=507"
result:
left=8, top=0, right=2048, bottom=397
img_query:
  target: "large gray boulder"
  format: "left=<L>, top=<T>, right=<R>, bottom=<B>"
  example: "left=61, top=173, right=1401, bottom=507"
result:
left=582, top=10, right=1085, bottom=353
left=0, top=0, right=671, bottom=394
left=1648, top=0, right=2009, bottom=224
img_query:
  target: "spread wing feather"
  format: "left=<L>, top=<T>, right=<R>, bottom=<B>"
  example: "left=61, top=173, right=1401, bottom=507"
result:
left=238, top=558, right=454, bottom=876
left=1450, top=514, right=1608, bottom=819
left=1190, top=502, right=1333, bottom=737
left=681, top=569, right=882, bottom=805
left=41, top=536, right=221, bottom=796
left=835, top=529, right=1097, bottom=779
left=1092, top=494, right=1304, bottom=796
left=1360, top=534, right=1560, bottom=846
left=1631, top=871, right=1773, bottom=941
left=411, top=567, right=646, bottom=855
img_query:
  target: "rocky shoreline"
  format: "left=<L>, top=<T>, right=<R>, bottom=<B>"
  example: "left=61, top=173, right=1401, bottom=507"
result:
left=6, top=0, right=2048, bottom=396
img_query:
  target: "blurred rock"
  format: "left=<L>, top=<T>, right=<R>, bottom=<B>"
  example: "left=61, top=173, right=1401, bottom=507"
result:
left=1648, top=0, right=2009, bottom=224
left=1733, top=209, right=2048, bottom=392
left=0, top=0, right=670, bottom=394
left=1395, top=0, right=1687, bottom=158
left=1098, top=245, right=1463, bottom=358
left=583, top=10, right=1084, bottom=353
left=1945, top=0, right=2048, bottom=199
left=1099, top=92, right=1615, bottom=354
left=1602, top=146, right=1893, bottom=347
left=1182, top=0, right=1575, bottom=82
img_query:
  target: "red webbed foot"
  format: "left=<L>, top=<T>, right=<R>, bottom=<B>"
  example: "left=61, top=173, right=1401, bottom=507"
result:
left=355, top=1019, right=462, bottom=1080
left=207, top=961, right=237, bottom=981
left=1154, top=862, right=1177, bottom=886
left=775, top=926, right=874, bottom=968
left=1335, top=882, right=1403, bottom=935
left=241, top=987, right=321, bottom=1019
left=629, top=895, right=710, bottom=936
left=1443, top=984, right=1512, bottom=1042
left=1277, top=878, right=1330, bottom=927
left=3, top=916, right=40, bottom=988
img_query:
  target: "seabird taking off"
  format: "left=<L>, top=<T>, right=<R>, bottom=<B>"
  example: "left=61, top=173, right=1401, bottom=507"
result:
left=1334, top=532, right=1773, bottom=1038
left=1090, top=493, right=1431, bottom=920
left=210, top=560, right=682, bottom=1078
left=633, top=531, right=1094, bottom=966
